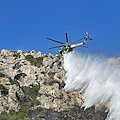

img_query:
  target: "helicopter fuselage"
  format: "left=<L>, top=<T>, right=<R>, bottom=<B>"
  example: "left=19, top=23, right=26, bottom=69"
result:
left=55, top=39, right=88, bottom=56
left=56, top=45, right=73, bottom=56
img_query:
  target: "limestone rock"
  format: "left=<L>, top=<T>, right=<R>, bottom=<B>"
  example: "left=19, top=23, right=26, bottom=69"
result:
left=0, top=49, right=84, bottom=114
left=8, top=84, right=21, bottom=111
left=0, top=49, right=116, bottom=117
left=0, top=101, right=4, bottom=114
left=1, top=49, right=13, bottom=56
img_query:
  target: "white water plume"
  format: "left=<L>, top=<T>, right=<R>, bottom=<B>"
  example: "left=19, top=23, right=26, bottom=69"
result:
left=64, top=52, right=120, bottom=120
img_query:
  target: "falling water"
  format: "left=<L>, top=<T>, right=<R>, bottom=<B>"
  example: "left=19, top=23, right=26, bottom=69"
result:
left=64, top=52, right=120, bottom=120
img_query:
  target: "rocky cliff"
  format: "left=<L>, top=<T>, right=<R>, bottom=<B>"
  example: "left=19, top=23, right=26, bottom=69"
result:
left=0, top=49, right=108, bottom=120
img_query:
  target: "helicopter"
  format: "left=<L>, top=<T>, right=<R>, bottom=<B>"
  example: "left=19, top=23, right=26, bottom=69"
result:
left=47, top=32, right=92, bottom=56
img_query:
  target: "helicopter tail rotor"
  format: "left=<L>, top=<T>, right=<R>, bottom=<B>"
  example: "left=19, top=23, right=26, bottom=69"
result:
left=86, top=32, right=92, bottom=40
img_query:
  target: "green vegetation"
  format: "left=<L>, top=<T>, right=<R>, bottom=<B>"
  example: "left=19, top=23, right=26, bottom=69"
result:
left=37, top=108, right=47, bottom=118
left=25, top=55, right=43, bottom=67
left=31, top=99, right=40, bottom=106
left=0, top=84, right=40, bottom=120
left=25, top=55, right=33, bottom=61
left=0, top=72, right=5, bottom=78
left=35, top=57, right=43, bottom=67
left=19, top=102, right=31, bottom=116
left=0, top=102, right=31, bottom=120
left=22, top=84, right=40, bottom=100
left=13, top=52, right=21, bottom=58
left=0, top=84, right=8, bottom=96
left=10, top=79, right=18, bottom=85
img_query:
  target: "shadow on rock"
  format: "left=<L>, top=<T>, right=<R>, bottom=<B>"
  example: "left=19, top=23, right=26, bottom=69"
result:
left=28, top=106, right=107, bottom=120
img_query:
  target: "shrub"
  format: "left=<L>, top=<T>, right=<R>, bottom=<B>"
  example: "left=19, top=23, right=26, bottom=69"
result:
left=0, top=84, right=8, bottom=96
left=0, top=111, right=8, bottom=120
left=35, top=57, right=43, bottom=67
left=19, top=102, right=31, bottom=115
left=10, top=79, right=18, bottom=85
left=0, top=105, right=30, bottom=120
left=32, top=99, right=40, bottom=106
left=25, top=55, right=43, bottom=67
left=37, top=108, right=46, bottom=118
left=0, top=72, right=5, bottom=78
left=25, top=55, right=34, bottom=62
left=22, top=84, right=40, bottom=100
left=13, top=52, right=21, bottom=58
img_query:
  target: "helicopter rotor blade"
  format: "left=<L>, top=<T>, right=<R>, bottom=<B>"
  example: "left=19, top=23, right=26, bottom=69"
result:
left=47, top=38, right=65, bottom=44
left=49, top=45, right=65, bottom=49
left=66, top=32, right=69, bottom=43
left=80, top=46, right=88, bottom=48
left=70, top=38, right=85, bottom=44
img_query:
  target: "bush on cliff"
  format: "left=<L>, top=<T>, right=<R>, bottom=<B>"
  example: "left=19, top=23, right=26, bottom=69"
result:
left=0, top=102, right=31, bottom=120
left=0, top=84, right=8, bottom=96
left=22, top=84, right=40, bottom=100
left=0, top=72, right=5, bottom=78
left=25, top=55, right=43, bottom=67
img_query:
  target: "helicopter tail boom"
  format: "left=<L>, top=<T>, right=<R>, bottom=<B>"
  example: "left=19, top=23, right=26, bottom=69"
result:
left=71, top=42, right=85, bottom=49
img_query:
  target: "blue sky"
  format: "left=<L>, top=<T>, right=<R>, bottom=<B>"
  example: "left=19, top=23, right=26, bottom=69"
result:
left=0, top=0, right=120, bottom=57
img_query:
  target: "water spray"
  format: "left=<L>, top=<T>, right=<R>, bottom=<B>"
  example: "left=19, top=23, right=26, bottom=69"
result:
left=64, top=52, right=120, bottom=120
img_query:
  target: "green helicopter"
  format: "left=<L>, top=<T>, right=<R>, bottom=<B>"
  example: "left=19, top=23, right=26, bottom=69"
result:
left=47, top=32, right=92, bottom=56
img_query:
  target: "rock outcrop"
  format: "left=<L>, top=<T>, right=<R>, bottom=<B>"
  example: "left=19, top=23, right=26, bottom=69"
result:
left=0, top=49, right=109, bottom=120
